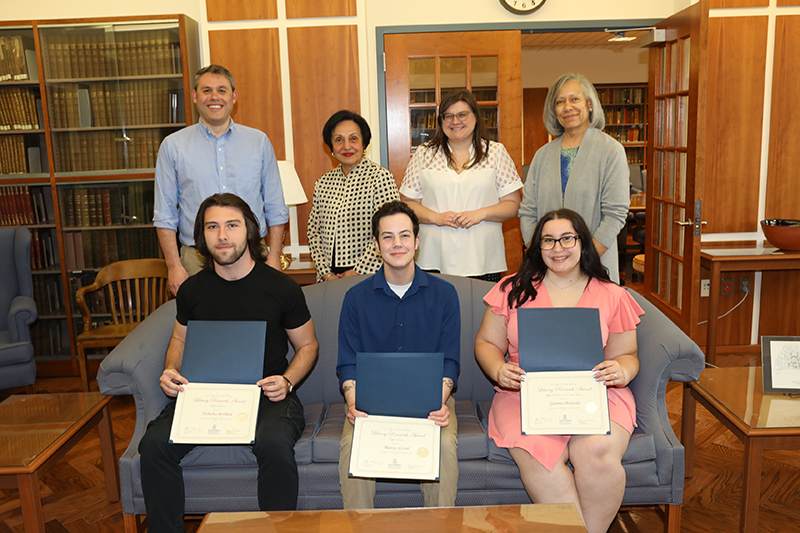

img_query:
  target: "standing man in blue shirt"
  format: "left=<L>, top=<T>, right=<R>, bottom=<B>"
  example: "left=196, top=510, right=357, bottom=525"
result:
left=336, top=200, right=460, bottom=508
left=154, top=64, right=288, bottom=295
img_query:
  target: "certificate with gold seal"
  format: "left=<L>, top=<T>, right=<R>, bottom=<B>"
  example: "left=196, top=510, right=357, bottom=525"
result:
left=349, top=415, right=441, bottom=480
left=520, top=371, right=610, bottom=435
left=169, top=383, right=261, bottom=444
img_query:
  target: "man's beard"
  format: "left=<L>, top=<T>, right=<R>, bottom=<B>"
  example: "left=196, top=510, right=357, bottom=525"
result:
left=210, top=241, right=247, bottom=266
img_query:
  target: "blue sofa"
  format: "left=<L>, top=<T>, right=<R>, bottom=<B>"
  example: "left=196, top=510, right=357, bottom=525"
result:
left=98, top=274, right=703, bottom=533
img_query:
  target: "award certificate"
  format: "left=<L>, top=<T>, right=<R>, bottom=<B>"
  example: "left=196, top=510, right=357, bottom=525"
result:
left=169, top=382, right=261, bottom=444
left=520, top=371, right=610, bottom=435
left=349, top=415, right=441, bottom=481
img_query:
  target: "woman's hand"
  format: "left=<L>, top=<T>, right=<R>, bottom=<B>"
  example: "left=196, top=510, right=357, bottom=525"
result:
left=340, top=269, right=359, bottom=278
left=495, top=362, right=526, bottom=390
left=454, top=209, right=486, bottom=229
left=593, top=360, right=626, bottom=388
left=433, top=211, right=460, bottom=228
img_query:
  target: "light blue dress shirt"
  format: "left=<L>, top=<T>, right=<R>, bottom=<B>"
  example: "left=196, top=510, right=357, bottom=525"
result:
left=154, top=119, right=288, bottom=246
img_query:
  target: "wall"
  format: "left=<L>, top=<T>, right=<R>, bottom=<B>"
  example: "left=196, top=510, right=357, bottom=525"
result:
left=522, top=48, right=648, bottom=88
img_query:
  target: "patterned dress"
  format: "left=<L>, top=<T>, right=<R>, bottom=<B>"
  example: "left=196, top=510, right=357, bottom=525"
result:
left=307, top=158, right=399, bottom=281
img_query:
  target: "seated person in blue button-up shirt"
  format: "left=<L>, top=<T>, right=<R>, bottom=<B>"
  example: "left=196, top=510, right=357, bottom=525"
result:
left=336, top=200, right=460, bottom=509
left=154, top=64, right=288, bottom=295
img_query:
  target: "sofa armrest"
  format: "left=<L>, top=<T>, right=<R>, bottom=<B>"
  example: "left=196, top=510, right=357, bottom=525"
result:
left=626, top=289, right=704, bottom=486
left=98, top=299, right=176, bottom=425
left=8, top=295, right=37, bottom=343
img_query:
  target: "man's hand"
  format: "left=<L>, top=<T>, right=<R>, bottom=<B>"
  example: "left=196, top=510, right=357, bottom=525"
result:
left=258, top=375, right=290, bottom=402
left=265, top=252, right=282, bottom=271
left=160, top=368, right=187, bottom=397
left=347, top=404, right=368, bottom=425
left=167, top=265, right=190, bottom=296
left=428, top=403, right=450, bottom=427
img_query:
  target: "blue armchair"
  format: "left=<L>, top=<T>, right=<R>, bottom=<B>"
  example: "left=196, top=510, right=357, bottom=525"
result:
left=0, top=227, right=38, bottom=391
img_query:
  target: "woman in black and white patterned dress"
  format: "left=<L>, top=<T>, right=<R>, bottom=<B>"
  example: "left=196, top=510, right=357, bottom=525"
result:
left=308, top=110, right=399, bottom=282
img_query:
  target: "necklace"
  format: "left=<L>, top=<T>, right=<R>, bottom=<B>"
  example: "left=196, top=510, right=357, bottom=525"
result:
left=545, top=274, right=582, bottom=290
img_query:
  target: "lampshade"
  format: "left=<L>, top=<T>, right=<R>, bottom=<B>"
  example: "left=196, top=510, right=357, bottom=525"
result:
left=277, top=160, right=308, bottom=206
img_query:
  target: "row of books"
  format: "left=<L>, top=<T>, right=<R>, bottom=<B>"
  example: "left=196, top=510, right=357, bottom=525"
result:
left=0, top=185, right=55, bottom=226
left=63, top=228, right=160, bottom=270
left=0, top=135, right=28, bottom=174
left=0, top=35, right=34, bottom=82
left=48, top=80, right=183, bottom=129
left=409, top=90, right=435, bottom=104
left=597, top=87, right=646, bottom=105
left=60, top=182, right=154, bottom=228
left=626, top=149, right=645, bottom=165
left=52, top=128, right=164, bottom=172
left=410, top=110, right=436, bottom=130
left=32, top=277, right=64, bottom=317
left=604, top=107, right=643, bottom=125
left=31, top=320, right=70, bottom=357
left=43, top=30, right=182, bottom=80
left=30, top=228, right=57, bottom=271
left=482, top=108, right=498, bottom=128
left=606, top=125, right=645, bottom=143
left=0, top=86, right=40, bottom=130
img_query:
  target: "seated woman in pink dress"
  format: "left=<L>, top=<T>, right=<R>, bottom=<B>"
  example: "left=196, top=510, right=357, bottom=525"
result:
left=475, top=208, right=644, bottom=533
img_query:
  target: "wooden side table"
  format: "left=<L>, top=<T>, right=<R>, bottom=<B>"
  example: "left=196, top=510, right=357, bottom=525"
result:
left=0, top=393, right=119, bottom=533
left=700, top=246, right=800, bottom=364
left=283, top=260, right=317, bottom=286
left=681, top=367, right=800, bottom=533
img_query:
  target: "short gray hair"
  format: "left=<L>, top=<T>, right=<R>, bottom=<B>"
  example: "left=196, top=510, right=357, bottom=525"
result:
left=542, top=73, right=605, bottom=137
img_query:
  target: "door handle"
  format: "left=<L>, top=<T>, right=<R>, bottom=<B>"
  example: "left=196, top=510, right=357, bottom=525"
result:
left=674, top=220, right=707, bottom=226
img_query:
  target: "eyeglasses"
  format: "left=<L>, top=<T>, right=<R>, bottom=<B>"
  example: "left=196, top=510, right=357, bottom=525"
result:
left=441, top=111, right=472, bottom=123
left=540, top=235, right=580, bottom=250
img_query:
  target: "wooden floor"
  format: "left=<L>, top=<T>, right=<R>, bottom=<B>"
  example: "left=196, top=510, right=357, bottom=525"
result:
left=2, top=274, right=799, bottom=533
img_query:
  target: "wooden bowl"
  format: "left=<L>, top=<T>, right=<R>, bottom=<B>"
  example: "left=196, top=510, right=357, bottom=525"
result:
left=761, top=219, right=800, bottom=251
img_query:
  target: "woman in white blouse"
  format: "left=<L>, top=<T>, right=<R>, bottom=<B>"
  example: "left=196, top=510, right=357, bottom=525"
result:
left=400, top=90, right=523, bottom=281
left=308, top=110, right=399, bottom=282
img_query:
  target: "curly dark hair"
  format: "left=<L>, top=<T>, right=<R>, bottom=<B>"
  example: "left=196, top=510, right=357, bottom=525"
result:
left=425, top=89, right=489, bottom=170
left=501, top=209, right=611, bottom=309
left=193, top=193, right=266, bottom=271
left=322, top=110, right=372, bottom=152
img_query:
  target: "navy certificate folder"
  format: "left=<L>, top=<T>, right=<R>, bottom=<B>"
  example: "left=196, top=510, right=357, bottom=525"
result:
left=517, top=308, right=604, bottom=372
left=355, top=352, right=443, bottom=418
left=180, top=320, right=266, bottom=384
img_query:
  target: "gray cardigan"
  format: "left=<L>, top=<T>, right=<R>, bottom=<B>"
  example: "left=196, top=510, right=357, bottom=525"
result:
left=519, top=127, right=630, bottom=282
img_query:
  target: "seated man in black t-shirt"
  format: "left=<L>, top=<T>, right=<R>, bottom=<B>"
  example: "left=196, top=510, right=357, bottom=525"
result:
left=138, top=193, right=319, bottom=533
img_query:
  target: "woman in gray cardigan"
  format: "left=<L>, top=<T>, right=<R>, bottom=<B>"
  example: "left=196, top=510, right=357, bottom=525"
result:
left=519, top=73, right=629, bottom=283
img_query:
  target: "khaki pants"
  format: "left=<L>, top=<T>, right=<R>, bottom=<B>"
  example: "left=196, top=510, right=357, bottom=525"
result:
left=338, top=396, right=458, bottom=509
left=179, top=246, right=204, bottom=276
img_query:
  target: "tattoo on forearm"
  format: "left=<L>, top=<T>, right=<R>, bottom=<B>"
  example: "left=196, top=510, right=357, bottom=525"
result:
left=443, top=378, right=454, bottom=390
left=342, top=383, right=354, bottom=394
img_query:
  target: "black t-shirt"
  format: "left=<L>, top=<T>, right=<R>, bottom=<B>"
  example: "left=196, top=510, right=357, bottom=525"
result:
left=176, top=261, right=312, bottom=378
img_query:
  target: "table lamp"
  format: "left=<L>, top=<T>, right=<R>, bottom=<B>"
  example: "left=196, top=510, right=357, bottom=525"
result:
left=277, top=160, right=308, bottom=269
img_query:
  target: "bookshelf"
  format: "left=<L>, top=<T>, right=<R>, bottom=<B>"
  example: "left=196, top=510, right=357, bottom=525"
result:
left=595, top=83, right=648, bottom=168
left=0, top=15, right=198, bottom=377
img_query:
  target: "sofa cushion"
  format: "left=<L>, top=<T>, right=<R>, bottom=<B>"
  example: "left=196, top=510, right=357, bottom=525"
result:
left=454, top=399, right=488, bottom=460
left=313, top=403, right=347, bottom=463
left=477, top=400, right=515, bottom=464
left=620, top=432, right=658, bottom=487
left=295, top=402, right=325, bottom=465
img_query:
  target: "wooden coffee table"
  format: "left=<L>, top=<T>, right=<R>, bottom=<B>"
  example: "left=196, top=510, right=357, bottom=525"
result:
left=0, top=393, right=120, bottom=533
left=196, top=504, right=586, bottom=532
left=681, top=366, right=800, bottom=533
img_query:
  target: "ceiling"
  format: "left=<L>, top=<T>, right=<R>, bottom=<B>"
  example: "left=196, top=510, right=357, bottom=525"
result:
left=521, top=30, right=650, bottom=50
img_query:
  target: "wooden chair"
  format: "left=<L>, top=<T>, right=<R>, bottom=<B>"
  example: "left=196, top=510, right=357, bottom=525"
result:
left=76, top=258, right=171, bottom=391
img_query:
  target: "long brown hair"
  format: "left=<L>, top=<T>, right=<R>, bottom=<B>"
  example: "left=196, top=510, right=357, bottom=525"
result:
left=425, top=89, right=489, bottom=170
left=193, top=193, right=266, bottom=270
left=501, top=209, right=611, bottom=309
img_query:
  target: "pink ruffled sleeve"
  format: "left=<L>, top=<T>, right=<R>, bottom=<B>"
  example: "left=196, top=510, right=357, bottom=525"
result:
left=483, top=276, right=516, bottom=326
left=607, top=287, right=645, bottom=334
